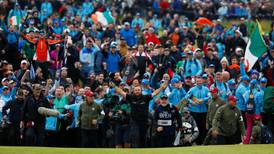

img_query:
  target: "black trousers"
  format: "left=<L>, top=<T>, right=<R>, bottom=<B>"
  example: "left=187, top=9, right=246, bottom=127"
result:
left=129, top=120, right=148, bottom=148
left=81, top=129, right=98, bottom=148
left=216, top=134, right=238, bottom=145
left=8, top=123, right=21, bottom=146
left=155, top=133, right=175, bottom=147
left=190, top=112, right=207, bottom=145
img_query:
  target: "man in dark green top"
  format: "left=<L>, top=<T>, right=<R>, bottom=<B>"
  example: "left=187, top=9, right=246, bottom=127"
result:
left=211, top=95, right=246, bottom=144
left=78, top=90, right=103, bottom=147
left=250, top=115, right=262, bottom=144
left=206, top=87, right=226, bottom=130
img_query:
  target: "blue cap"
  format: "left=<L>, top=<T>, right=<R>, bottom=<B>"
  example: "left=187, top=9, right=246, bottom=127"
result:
left=141, top=79, right=149, bottom=85
left=227, top=79, right=236, bottom=85
left=187, top=50, right=193, bottom=55
left=171, top=78, right=180, bottom=84
left=250, top=69, right=259, bottom=76
left=2, top=86, right=9, bottom=90
left=173, top=74, right=181, bottom=80
left=250, top=79, right=257, bottom=85
left=260, top=77, right=267, bottom=83
left=47, top=94, right=56, bottom=100
left=241, top=76, right=250, bottom=82
left=202, top=74, right=208, bottom=78
left=181, top=52, right=186, bottom=57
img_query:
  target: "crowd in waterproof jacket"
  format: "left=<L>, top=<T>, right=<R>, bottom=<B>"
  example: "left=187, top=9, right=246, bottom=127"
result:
left=0, top=0, right=274, bottom=148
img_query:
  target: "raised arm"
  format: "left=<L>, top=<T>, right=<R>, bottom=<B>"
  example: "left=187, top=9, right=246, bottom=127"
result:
left=110, top=82, right=127, bottom=99
left=151, top=82, right=168, bottom=97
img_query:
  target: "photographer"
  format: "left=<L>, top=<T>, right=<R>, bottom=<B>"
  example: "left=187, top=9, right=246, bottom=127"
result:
left=180, top=107, right=199, bottom=146
left=110, top=87, right=131, bottom=148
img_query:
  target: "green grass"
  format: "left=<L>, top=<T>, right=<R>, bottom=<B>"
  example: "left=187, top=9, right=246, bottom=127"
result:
left=0, top=145, right=274, bottom=154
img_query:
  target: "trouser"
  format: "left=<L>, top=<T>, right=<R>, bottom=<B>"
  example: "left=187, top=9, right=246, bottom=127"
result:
left=190, top=112, right=207, bottom=145
left=240, top=111, right=247, bottom=127
left=66, top=128, right=81, bottom=147
left=155, top=133, right=175, bottom=147
left=203, top=128, right=218, bottom=145
left=262, top=113, right=274, bottom=140
left=81, top=129, right=98, bottom=148
left=8, top=123, right=21, bottom=146
left=44, top=130, right=58, bottom=147
left=243, top=113, right=255, bottom=144
left=216, top=134, right=238, bottom=145
left=114, top=124, right=130, bottom=146
left=129, top=120, right=148, bottom=148
left=25, top=126, right=45, bottom=146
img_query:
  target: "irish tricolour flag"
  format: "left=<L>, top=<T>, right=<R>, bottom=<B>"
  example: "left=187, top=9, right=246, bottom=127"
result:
left=91, top=10, right=115, bottom=26
left=244, top=21, right=267, bottom=72
left=9, top=16, right=20, bottom=26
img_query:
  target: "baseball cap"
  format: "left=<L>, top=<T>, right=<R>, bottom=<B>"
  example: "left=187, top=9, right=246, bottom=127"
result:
left=119, top=82, right=127, bottom=86
left=61, top=67, right=68, bottom=71
left=181, top=52, right=186, bottom=58
left=241, top=76, right=250, bottom=82
left=250, top=69, right=259, bottom=76
left=144, top=72, right=150, bottom=79
left=210, top=87, right=218, bottom=93
left=228, top=95, right=237, bottom=102
left=227, top=79, right=236, bottom=85
left=202, top=74, right=208, bottom=79
left=209, top=64, right=215, bottom=68
left=148, top=42, right=154, bottom=46
left=1, top=78, right=9, bottom=83
left=254, top=115, right=262, bottom=120
left=260, top=77, right=267, bottom=83
left=110, top=42, right=117, bottom=48
left=8, top=80, right=15, bottom=84
left=171, top=78, right=180, bottom=84
left=250, top=79, right=257, bottom=85
left=141, top=79, right=149, bottom=85
left=21, top=60, right=28, bottom=64
left=2, top=86, right=9, bottom=90
left=183, top=107, right=190, bottom=113
left=187, top=50, right=193, bottom=55
left=160, top=94, right=168, bottom=99
left=85, top=91, right=94, bottom=97
left=47, top=94, right=56, bottom=100
left=124, top=22, right=130, bottom=26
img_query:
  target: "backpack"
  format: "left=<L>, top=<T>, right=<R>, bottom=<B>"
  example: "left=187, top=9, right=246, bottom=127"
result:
left=213, top=82, right=228, bottom=91
left=261, top=125, right=273, bottom=144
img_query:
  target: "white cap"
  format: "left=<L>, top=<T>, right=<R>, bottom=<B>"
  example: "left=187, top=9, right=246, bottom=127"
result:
left=148, top=42, right=154, bottom=46
left=21, top=60, right=28, bottom=64
left=61, top=67, right=68, bottom=71
left=124, top=22, right=130, bottom=26
left=1, top=78, right=8, bottom=83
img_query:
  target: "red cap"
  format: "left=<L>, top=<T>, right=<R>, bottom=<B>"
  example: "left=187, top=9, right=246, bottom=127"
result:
left=210, top=87, right=218, bottom=93
left=228, top=95, right=237, bottom=102
left=254, top=115, right=262, bottom=120
left=85, top=91, right=94, bottom=97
